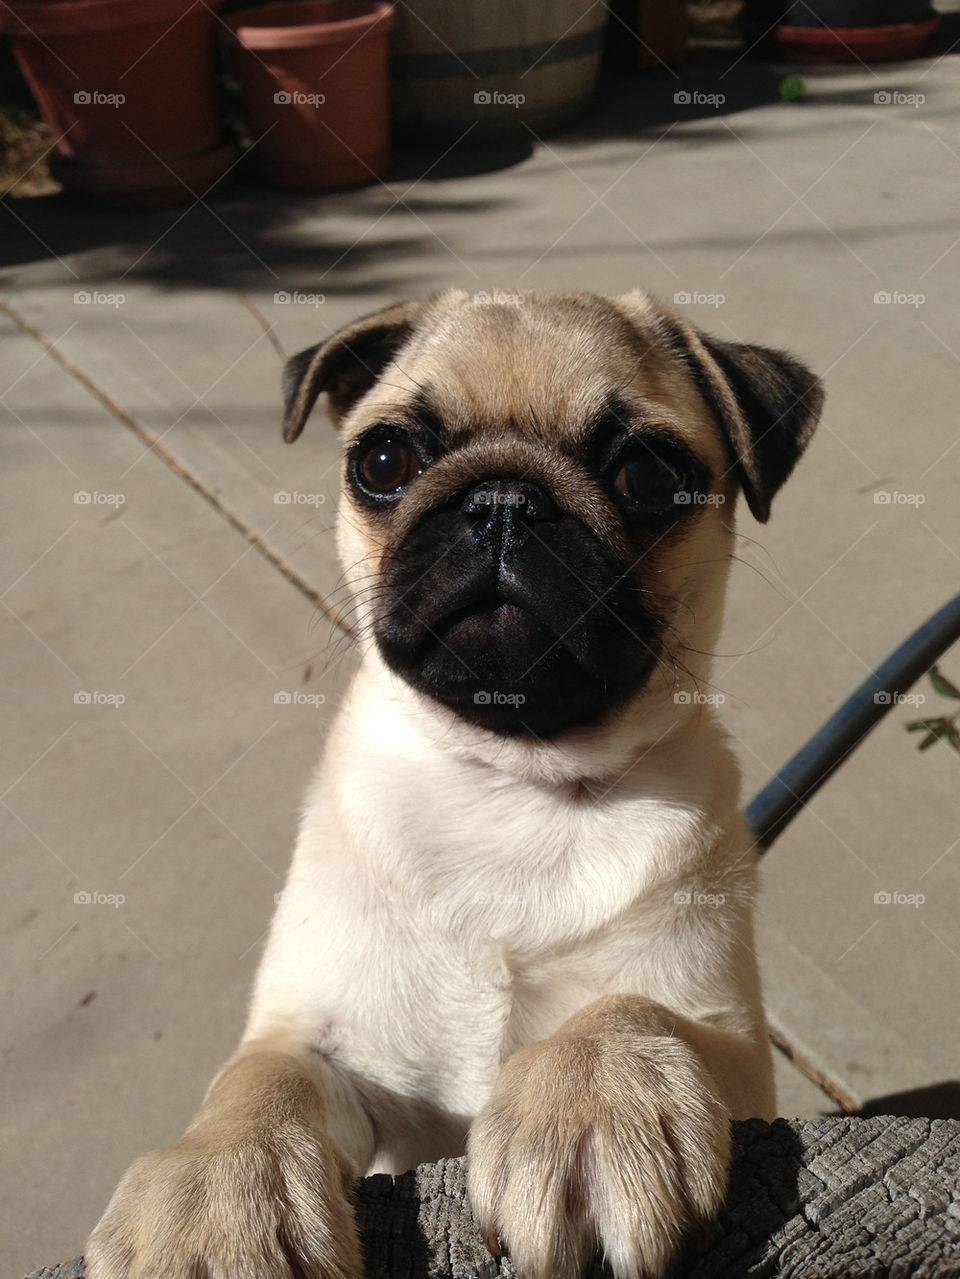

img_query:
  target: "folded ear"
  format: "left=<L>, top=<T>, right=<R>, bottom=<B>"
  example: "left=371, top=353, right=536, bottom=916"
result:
left=281, top=299, right=430, bottom=442
left=670, top=318, right=824, bottom=523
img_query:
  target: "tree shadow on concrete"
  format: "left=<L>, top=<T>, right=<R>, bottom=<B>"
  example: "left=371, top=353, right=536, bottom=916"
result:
left=2, top=24, right=958, bottom=296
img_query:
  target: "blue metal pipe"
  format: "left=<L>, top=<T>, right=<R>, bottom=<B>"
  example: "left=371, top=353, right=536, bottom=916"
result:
left=745, top=592, right=960, bottom=851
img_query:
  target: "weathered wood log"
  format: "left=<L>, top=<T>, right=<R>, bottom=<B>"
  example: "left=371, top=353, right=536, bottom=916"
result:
left=25, top=1116, right=960, bottom=1279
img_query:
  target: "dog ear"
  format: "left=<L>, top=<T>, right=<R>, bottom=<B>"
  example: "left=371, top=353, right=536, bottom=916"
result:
left=670, top=318, right=824, bottom=523
left=281, top=299, right=429, bottom=442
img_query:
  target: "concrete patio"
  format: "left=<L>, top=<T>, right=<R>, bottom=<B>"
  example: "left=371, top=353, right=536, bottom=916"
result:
left=2, top=17, right=959, bottom=1276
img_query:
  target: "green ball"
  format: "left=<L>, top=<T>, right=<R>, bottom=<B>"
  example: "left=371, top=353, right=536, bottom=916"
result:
left=780, top=75, right=805, bottom=102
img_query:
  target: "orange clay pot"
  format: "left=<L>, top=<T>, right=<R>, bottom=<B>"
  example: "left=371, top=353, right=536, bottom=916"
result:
left=226, top=1, right=395, bottom=191
left=0, top=0, right=235, bottom=206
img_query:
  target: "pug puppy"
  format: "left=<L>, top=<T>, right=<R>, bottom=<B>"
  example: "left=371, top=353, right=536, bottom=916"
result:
left=87, top=290, right=822, bottom=1279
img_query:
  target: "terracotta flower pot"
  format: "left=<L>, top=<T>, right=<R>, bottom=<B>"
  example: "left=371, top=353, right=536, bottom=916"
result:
left=740, top=0, right=939, bottom=62
left=774, top=17, right=939, bottom=62
left=225, top=1, right=395, bottom=191
left=0, top=0, right=236, bottom=206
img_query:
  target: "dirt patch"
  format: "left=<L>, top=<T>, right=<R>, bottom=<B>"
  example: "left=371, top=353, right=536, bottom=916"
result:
left=0, top=103, right=60, bottom=197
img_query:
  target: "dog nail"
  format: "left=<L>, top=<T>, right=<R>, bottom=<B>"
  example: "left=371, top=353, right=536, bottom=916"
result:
left=485, top=1230, right=508, bottom=1257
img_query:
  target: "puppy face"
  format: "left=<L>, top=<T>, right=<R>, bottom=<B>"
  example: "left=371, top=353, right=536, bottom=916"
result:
left=282, top=291, right=823, bottom=739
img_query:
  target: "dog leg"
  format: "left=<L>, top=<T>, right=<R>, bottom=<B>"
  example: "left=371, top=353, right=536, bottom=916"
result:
left=86, top=1035, right=373, bottom=1279
left=467, top=994, right=772, bottom=1279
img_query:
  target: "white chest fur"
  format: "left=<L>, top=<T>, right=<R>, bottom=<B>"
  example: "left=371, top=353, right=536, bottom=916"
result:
left=245, top=668, right=752, bottom=1143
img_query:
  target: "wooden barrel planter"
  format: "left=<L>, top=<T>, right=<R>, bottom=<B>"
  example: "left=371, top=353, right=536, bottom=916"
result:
left=390, top=0, right=609, bottom=144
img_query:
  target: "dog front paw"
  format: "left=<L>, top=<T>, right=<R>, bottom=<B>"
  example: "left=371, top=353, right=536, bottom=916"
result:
left=466, top=1029, right=730, bottom=1279
left=85, top=1121, right=362, bottom=1279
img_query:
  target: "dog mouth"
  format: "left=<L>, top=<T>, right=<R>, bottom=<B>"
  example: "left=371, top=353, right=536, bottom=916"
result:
left=441, top=599, right=541, bottom=644
left=434, top=578, right=554, bottom=645
left=430, top=595, right=568, bottom=707
left=372, top=496, right=665, bottom=737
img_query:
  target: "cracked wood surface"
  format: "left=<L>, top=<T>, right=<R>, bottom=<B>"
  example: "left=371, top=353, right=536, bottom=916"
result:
left=25, top=1116, right=960, bottom=1279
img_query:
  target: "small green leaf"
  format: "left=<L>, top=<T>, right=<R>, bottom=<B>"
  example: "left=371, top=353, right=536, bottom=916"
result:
left=906, top=718, right=944, bottom=733
left=916, top=720, right=960, bottom=752
left=930, top=665, right=960, bottom=700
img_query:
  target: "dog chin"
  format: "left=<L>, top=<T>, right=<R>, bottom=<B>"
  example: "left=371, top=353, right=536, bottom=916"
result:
left=376, top=602, right=659, bottom=739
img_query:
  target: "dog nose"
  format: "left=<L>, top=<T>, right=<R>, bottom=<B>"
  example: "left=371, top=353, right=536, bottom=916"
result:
left=462, top=479, right=560, bottom=532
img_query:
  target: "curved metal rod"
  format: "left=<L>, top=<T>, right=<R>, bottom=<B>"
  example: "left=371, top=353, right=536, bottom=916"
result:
left=745, top=592, right=960, bottom=852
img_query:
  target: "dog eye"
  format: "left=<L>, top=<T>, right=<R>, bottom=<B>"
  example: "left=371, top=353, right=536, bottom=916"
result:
left=611, top=451, right=687, bottom=512
left=355, top=437, right=423, bottom=497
